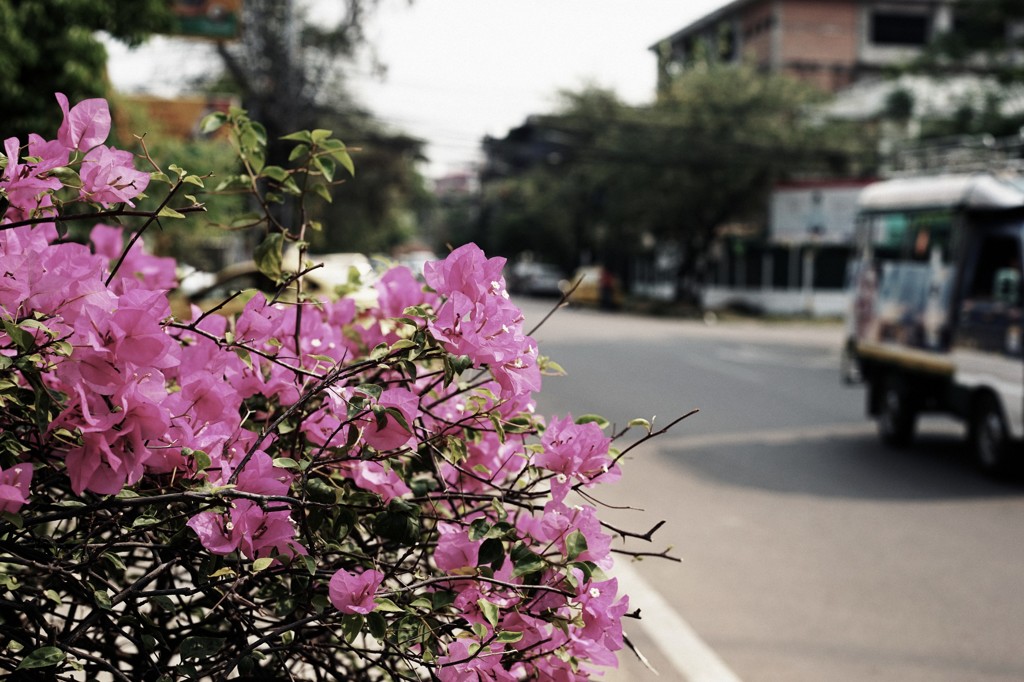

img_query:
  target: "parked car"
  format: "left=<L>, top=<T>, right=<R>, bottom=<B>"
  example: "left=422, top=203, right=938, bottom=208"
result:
left=171, top=252, right=377, bottom=319
left=558, top=266, right=622, bottom=308
left=509, top=261, right=565, bottom=297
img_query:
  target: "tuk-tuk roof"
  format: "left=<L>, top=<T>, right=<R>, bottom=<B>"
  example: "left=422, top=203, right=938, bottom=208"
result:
left=858, top=173, right=1024, bottom=212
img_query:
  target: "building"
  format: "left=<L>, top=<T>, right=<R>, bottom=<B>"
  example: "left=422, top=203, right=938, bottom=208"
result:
left=652, top=0, right=1024, bottom=315
left=653, top=0, right=964, bottom=95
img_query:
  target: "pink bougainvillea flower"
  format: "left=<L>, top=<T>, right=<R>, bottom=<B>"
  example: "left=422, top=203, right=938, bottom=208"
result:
left=79, top=144, right=150, bottom=206
left=0, top=463, right=33, bottom=514
left=424, top=242, right=508, bottom=302
left=573, top=576, right=629, bottom=664
left=440, top=430, right=526, bottom=494
left=534, top=414, right=619, bottom=500
left=342, top=460, right=411, bottom=502
left=433, top=523, right=480, bottom=572
left=232, top=500, right=306, bottom=560
left=186, top=509, right=239, bottom=555
left=422, top=246, right=541, bottom=400
left=358, top=386, right=419, bottom=452
left=374, top=265, right=438, bottom=318
left=0, top=137, right=61, bottom=222
left=436, top=639, right=518, bottom=682
left=329, top=568, right=384, bottom=615
left=188, top=499, right=305, bottom=560
left=56, top=92, right=111, bottom=152
left=232, top=450, right=293, bottom=497
left=90, top=224, right=177, bottom=292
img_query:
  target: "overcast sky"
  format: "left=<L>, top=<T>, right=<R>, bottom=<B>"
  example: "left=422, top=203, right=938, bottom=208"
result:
left=107, top=1, right=729, bottom=177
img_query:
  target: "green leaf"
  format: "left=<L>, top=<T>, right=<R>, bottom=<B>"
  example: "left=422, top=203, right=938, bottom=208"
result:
left=311, top=129, right=333, bottom=144
left=132, top=515, right=161, bottom=528
left=628, top=417, right=652, bottom=431
left=280, top=130, right=313, bottom=143
left=366, top=611, right=387, bottom=639
left=565, top=530, right=588, bottom=561
left=477, top=599, right=500, bottom=627
left=510, top=543, right=546, bottom=578
left=304, top=477, right=337, bottom=504
left=488, top=413, right=506, bottom=442
left=373, top=503, right=420, bottom=546
left=183, top=174, right=205, bottom=187
left=254, top=232, right=285, bottom=282
left=323, top=140, right=356, bottom=176
left=179, top=636, right=224, bottom=659
left=575, top=414, right=610, bottom=429
left=373, top=597, right=404, bottom=613
left=477, top=536, right=505, bottom=569
left=312, top=182, right=333, bottom=203
left=341, top=614, right=364, bottom=643
left=315, top=156, right=336, bottom=182
left=192, top=449, right=212, bottom=472
left=102, top=553, right=127, bottom=572
left=44, top=590, right=61, bottom=606
left=94, top=589, right=113, bottom=610
left=199, top=112, right=226, bottom=134
left=469, top=519, right=491, bottom=541
left=354, top=383, right=383, bottom=400
left=261, top=165, right=290, bottom=183
left=2, top=319, right=33, bottom=351
left=17, top=646, right=65, bottom=670
left=272, top=457, right=299, bottom=469
left=496, top=630, right=525, bottom=643
left=539, top=357, right=567, bottom=376
left=287, top=143, right=311, bottom=162
left=252, top=557, right=274, bottom=572
left=157, top=206, right=186, bottom=219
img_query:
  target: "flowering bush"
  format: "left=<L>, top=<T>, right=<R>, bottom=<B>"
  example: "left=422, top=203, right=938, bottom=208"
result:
left=0, top=94, right=680, bottom=680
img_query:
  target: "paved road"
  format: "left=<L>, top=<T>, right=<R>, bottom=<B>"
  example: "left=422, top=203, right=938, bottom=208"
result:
left=517, top=299, right=1024, bottom=682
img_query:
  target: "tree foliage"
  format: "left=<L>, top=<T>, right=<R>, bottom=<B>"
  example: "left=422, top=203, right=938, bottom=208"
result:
left=0, top=0, right=172, bottom=140
left=209, top=0, right=428, bottom=254
left=920, top=0, right=1024, bottom=83
left=475, top=69, right=875, bottom=300
left=898, top=0, right=1024, bottom=138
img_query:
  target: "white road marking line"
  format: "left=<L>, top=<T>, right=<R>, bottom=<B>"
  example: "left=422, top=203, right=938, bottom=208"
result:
left=616, top=560, right=744, bottom=682
left=658, top=419, right=966, bottom=450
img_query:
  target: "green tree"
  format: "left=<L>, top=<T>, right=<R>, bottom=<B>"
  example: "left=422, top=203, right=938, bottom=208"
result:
left=923, top=0, right=1024, bottom=83
left=304, top=110, right=432, bottom=256
left=477, top=71, right=874, bottom=301
left=903, top=0, right=1024, bottom=138
left=208, top=0, right=429, bottom=254
left=0, top=0, right=172, bottom=140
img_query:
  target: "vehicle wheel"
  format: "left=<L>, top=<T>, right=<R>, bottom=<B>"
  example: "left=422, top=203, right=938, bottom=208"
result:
left=839, top=343, right=861, bottom=385
left=970, top=396, right=1012, bottom=475
left=877, top=379, right=915, bottom=448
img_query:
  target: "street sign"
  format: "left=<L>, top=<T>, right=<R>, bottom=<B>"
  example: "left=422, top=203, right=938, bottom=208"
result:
left=171, top=0, right=242, bottom=40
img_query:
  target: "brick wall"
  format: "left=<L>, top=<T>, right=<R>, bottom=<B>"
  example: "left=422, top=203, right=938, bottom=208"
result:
left=778, top=0, right=860, bottom=76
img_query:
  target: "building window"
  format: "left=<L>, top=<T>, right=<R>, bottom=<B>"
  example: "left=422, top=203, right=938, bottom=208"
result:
left=870, top=12, right=930, bottom=46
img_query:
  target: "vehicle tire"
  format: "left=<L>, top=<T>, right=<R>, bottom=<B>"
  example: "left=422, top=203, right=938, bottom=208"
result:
left=970, top=395, right=1012, bottom=475
left=840, top=342, right=861, bottom=385
left=877, top=378, right=915, bottom=448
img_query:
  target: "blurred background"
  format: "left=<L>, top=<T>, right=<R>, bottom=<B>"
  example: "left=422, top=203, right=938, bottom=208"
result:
left=6, top=0, right=1021, bottom=310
